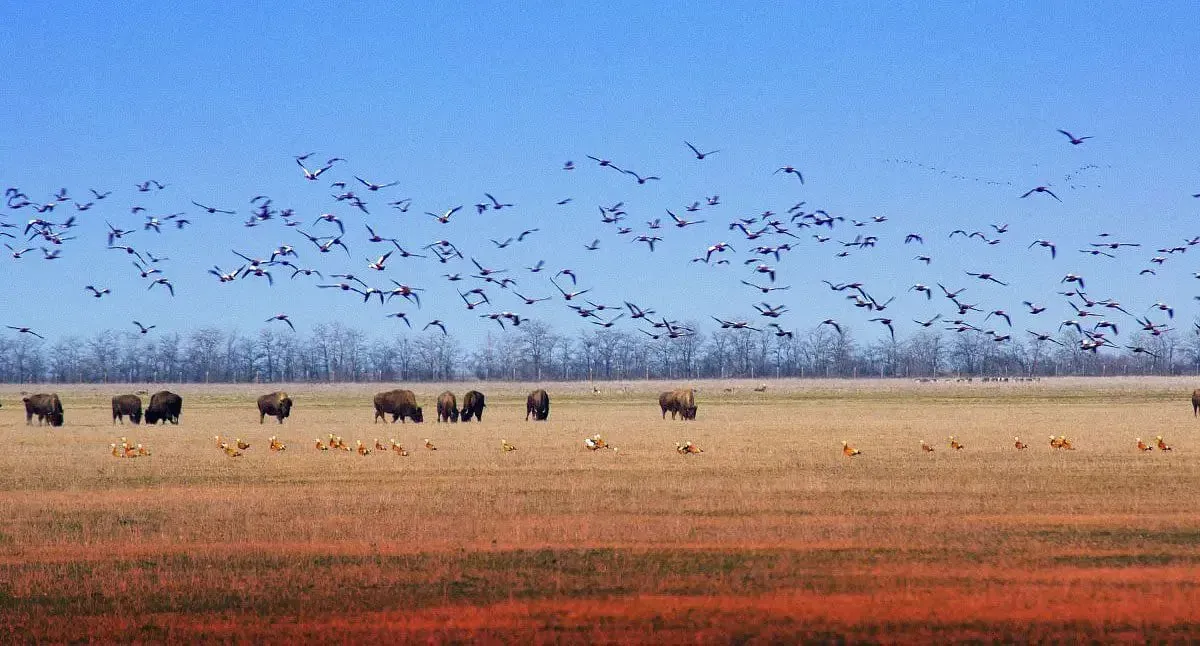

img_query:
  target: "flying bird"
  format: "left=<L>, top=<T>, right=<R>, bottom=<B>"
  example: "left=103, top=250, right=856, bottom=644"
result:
left=6, top=326, right=44, bottom=339
left=266, top=314, right=296, bottom=332
left=775, top=166, right=804, bottom=183
left=1020, top=186, right=1061, bottom=202
left=1057, top=129, right=1093, bottom=145
left=685, top=141, right=719, bottom=159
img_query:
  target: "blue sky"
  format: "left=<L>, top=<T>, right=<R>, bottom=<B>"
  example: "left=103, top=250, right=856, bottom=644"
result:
left=3, top=3, right=1198, bottom=347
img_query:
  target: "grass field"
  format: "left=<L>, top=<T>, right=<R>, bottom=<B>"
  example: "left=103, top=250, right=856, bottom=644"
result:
left=2, top=377, right=1200, bottom=642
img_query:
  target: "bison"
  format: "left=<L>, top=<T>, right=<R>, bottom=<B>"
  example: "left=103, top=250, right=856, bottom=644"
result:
left=1193, top=388, right=1200, bottom=416
left=526, top=389, right=550, bottom=421
left=436, top=391, right=459, bottom=423
left=112, top=394, right=143, bottom=424
left=257, top=391, right=293, bottom=424
left=374, top=389, right=423, bottom=423
left=659, top=388, right=697, bottom=420
left=144, top=390, right=182, bottom=425
left=23, top=393, right=64, bottom=427
left=461, top=390, right=485, bottom=422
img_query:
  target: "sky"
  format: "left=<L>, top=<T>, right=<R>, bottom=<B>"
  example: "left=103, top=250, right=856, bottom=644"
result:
left=2, top=2, right=1199, bottom=350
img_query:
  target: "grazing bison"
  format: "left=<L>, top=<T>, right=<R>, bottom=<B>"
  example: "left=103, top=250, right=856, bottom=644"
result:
left=1193, top=389, right=1200, bottom=416
left=23, top=393, right=64, bottom=427
left=436, top=391, right=459, bottom=423
left=257, top=391, right=293, bottom=424
left=112, top=394, right=144, bottom=424
left=526, top=389, right=550, bottom=421
left=144, top=390, right=182, bottom=425
left=659, top=388, right=697, bottom=420
left=461, top=390, right=485, bottom=422
left=374, top=389, right=423, bottom=423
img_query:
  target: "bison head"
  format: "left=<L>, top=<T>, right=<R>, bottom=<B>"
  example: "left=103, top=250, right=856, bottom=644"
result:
left=412, top=406, right=424, bottom=423
left=130, top=410, right=143, bottom=424
left=279, top=397, right=293, bottom=418
left=47, top=411, right=64, bottom=427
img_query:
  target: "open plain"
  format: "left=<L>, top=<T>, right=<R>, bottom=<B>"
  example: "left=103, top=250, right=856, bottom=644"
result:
left=1, top=377, right=1200, bottom=642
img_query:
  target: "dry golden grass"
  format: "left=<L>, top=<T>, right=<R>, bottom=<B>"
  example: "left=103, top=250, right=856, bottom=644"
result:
left=2, top=378, right=1200, bottom=642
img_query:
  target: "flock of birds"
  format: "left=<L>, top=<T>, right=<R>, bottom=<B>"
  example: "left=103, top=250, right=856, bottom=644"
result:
left=108, top=430, right=1178, bottom=460
left=5, top=128, right=1200, bottom=357
left=107, top=431, right=623, bottom=459
left=843, top=432, right=1178, bottom=457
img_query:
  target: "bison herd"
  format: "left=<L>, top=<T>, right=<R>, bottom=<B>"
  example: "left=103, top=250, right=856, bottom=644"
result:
left=10, top=387, right=704, bottom=426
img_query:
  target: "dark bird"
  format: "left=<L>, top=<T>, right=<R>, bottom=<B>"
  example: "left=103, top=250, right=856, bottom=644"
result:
left=423, top=320, right=448, bottom=335
left=550, top=277, right=590, bottom=300
left=666, top=209, right=705, bottom=228
left=191, top=201, right=236, bottom=214
left=146, top=278, right=175, bottom=296
left=685, top=141, right=719, bottom=159
left=484, top=193, right=513, bottom=210
left=355, top=176, right=399, bottom=191
left=1029, top=239, right=1057, bottom=258
left=869, top=317, right=896, bottom=341
left=266, top=314, right=296, bottom=331
left=84, top=285, right=110, bottom=298
left=1027, top=330, right=1064, bottom=346
left=1057, top=129, right=1093, bottom=145
left=623, top=170, right=660, bottom=184
left=1020, top=186, right=1061, bottom=202
left=132, top=321, right=156, bottom=334
left=586, top=155, right=622, bottom=171
left=965, top=271, right=1008, bottom=286
left=820, top=319, right=843, bottom=336
left=6, top=326, right=44, bottom=339
left=774, top=166, right=804, bottom=183
left=312, top=213, right=345, bottom=234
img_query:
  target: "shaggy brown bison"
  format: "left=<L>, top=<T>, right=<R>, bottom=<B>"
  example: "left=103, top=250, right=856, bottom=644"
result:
left=257, top=391, right=293, bottom=424
left=1193, top=388, right=1200, bottom=416
left=374, top=389, right=423, bottom=423
left=436, top=391, right=459, bottom=423
left=526, top=389, right=550, bottom=421
left=23, top=393, right=64, bottom=427
left=461, top=390, right=485, bottom=422
left=112, top=394, right=143, bottom=424
left=659, top=388, right=697, bottom=420
left=144, top=390, right=182, bottom=425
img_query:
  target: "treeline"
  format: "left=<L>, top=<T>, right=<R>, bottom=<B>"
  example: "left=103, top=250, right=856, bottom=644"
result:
left=1, top=320, right=1199, bottom=384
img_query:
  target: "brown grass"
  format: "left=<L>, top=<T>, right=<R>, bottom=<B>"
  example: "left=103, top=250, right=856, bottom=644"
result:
left=2, top=378, right=1200, bottom=642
